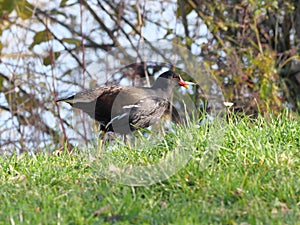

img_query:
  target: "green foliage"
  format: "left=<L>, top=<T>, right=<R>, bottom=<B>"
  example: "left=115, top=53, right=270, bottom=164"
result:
left=0, top=114, right=299, bottom=224
left=15, top=0, right=34, bottom=19
left=43, top=51, right=60, bottom=66
left=0, top=0, right=15, bottom=17
left=62, top=38, right=82, bottom=47
left=0, top=0, right=33, bottom=19
left=60, top=0, right=69, bottom=7
left=29, top=30, right=53, bottom=50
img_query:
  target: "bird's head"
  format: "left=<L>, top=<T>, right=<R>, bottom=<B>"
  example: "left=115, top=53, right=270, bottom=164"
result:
left=154, top=71, right=190, bottom=89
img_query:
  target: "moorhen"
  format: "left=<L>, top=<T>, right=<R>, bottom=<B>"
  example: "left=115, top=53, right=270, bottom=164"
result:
left=57, top=70, right=189, bottom=134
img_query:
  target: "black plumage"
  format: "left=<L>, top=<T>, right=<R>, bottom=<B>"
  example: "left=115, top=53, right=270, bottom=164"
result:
left=57, top=71, right=189, bottom=134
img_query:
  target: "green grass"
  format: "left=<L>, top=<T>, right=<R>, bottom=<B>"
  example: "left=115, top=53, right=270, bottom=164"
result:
left=0, top=113, right=299, bottom=224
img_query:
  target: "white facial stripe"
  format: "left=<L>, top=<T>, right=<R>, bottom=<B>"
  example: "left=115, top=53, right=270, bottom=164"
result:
left=122, top=104, right=141, bottom=109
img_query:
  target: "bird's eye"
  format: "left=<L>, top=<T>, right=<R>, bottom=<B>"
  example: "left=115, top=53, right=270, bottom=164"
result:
left=173, top=74, right=179, bottom=79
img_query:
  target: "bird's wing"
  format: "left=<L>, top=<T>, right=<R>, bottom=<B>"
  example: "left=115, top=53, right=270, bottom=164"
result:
left=105, top=96, right=168, bottom=133
left=128, top=96, right=169, bottom=127
left=75, top=87, right=123, bottom=103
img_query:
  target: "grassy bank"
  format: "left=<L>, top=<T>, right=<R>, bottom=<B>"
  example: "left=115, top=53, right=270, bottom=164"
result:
left=0, top=113, right=299, bottom=224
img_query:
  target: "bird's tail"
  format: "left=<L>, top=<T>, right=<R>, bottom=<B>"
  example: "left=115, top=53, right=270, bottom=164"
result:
left=56, top=95, right=75, bottom=105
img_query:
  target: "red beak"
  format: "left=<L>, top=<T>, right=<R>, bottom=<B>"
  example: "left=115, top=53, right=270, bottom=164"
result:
left=178, top=77, right=189, bottom=88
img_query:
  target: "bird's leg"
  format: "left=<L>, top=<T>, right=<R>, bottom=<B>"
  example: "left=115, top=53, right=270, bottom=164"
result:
left=93, top=121, right=105, bottom=154
left=97, top=130, right=106, bottom=154
left=123, top=134, right=132, bottom=149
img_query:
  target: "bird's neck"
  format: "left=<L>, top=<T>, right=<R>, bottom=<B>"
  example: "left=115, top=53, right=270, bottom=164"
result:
left=151, top=78, right=175, bottom=96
